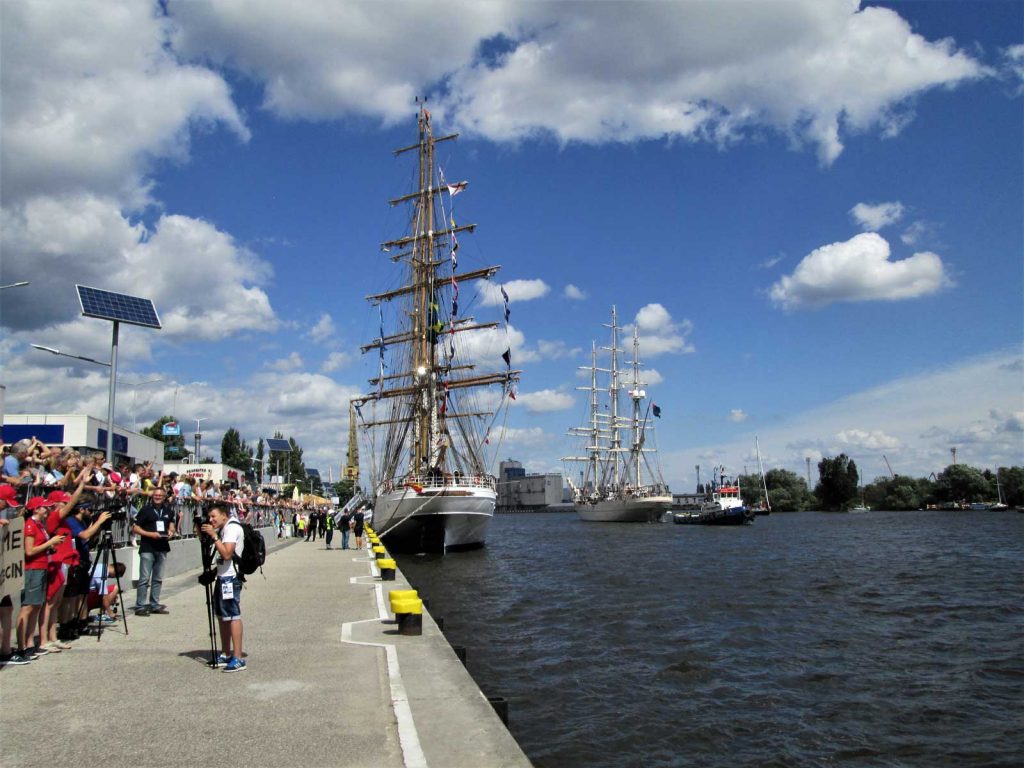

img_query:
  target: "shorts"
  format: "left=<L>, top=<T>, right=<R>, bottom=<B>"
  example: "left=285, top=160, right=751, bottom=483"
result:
left=21, top=569, right=47, bottom=606
left=213, top=575, right=242, bottom=621
left=46, top=562, right=68, bottom=602
left=86, top=585, right=116, bottom=610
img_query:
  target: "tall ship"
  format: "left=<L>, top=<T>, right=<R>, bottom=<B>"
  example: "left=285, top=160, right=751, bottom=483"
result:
left=353, top=103, right=519, bottom=553
left=563, top=307, right=672, bottom=522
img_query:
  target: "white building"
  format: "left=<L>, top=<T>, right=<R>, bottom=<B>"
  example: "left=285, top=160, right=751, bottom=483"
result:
left=162, top=462, right=249, bottom=486
left=2, top=413, right=163, bottom=466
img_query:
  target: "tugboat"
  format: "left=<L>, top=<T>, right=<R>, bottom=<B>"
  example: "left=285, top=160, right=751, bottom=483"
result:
left=673, top=468, right=754, bottom=526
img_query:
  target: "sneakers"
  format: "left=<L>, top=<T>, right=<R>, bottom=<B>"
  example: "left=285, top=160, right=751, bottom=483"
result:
left=93, top=614, right=116, bottom=624
left=212, top=653, right=232, bottom=667
left=2, top=652, right=31, bottom=666
left=31, top=645, right=50, bottom=657
left=134, top=607, right=150, bottom=617
left=150, top=605, right=170, bottom=615
left=222, top=656, right=247, bottom=673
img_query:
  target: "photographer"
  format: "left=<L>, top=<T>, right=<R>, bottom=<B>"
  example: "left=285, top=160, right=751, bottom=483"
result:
left=63, top=495, right=114, bottom=639
left=200, top=504, right=246, bottom=673
left=131, top=487, right=175, bottom=617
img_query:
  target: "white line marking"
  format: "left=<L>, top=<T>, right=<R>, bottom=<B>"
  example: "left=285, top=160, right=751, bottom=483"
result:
left=343, top=570, right=426, bottom=767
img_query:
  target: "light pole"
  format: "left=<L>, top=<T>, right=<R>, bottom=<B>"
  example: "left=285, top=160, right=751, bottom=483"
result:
left=194, top=417, right=207, bottom=464
left=131, top=377, right=163, bottom=432
left=0, top=281, right=30, bottom=290
left=31, top=344, right=111, bottom=368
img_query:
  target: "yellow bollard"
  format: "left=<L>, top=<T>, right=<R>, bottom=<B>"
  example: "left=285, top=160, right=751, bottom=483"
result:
left=378, top=558, right=397, bottom=581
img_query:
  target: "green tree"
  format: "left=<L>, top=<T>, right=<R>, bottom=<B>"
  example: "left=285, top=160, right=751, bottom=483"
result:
left=933, top=464, right=992, bottom=505
left=141, top=416, right=187, bottom=461
left=997, top=466, right=1024, bottom=506
left=739, top=468, right=814, bottom=511
left=330, top=479, right=355, bottom=506
left=815, top=454, right=859, bottom=511
left=220, top=427, right=253, bottom=472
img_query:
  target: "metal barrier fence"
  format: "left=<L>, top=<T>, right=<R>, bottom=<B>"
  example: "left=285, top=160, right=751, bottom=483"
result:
left=14, top=488, right=291, bottom=546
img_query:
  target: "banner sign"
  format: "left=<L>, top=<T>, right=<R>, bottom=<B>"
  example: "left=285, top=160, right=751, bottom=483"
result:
left=162, top=422, right=181, bottom=436
left=0, top=516, right=25, bottom=612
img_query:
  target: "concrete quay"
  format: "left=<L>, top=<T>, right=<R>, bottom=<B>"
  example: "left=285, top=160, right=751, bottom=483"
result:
left=0, top=535, right=532, bottom=768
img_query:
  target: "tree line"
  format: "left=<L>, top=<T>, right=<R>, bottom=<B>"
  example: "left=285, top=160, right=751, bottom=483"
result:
left=733, top=454, right=1023, bottom=512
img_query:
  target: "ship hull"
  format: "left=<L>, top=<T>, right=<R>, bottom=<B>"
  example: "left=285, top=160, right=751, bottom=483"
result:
left=575, top=495, right=672, bottom=523
left=373, top=484, right=495, bottom=553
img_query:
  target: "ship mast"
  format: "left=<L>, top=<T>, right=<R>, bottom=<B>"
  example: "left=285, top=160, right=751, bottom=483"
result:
left=631, top=325, right=643, bottom=489
left=605, top=306, right=622, bottom=489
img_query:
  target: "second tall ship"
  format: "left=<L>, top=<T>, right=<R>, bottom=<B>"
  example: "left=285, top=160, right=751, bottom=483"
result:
left=563, top=307, right=672, bottom=522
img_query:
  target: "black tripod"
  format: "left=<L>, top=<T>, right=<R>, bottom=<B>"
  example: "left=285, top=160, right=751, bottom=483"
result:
left=196, top=532, right=219, bottom=669
left=88, top=529, right=129, bottom=641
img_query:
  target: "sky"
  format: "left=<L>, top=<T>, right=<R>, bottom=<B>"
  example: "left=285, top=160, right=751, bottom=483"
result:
left=1, top=0, right=1022, bottom=491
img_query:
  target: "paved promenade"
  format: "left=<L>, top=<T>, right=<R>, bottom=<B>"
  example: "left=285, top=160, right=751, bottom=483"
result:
left=0, top=536, right=532, bottom=768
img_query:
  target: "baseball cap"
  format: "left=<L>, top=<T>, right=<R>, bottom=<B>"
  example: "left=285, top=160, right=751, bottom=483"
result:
left=26, top=496, right=56, bottom=511
left=0, top=485, right=22, bottom=506
left=109, top=471, right=123, bottom=484
left=101, top=462, right=113, bottom=470
left=46, top=490, right=73, bottom=504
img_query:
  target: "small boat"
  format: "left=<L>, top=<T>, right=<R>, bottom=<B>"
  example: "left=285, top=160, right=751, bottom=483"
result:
left=563, top=307, right=672, bottom=523
left=673, top=469, right=753, bottom=526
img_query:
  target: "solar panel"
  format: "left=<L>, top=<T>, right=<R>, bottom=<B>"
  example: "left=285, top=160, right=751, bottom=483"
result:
left=265, top=438, right=291, bottom=452
left=307, top=468, right=321, bottom=478
left=77, top=285, right=161, bottom=329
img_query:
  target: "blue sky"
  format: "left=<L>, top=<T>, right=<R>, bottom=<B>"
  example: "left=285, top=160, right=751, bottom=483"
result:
left=1, top=0, right=1021, bottom=490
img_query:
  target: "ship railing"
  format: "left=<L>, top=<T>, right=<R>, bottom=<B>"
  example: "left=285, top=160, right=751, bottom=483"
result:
left=379, top=473, right=497, bottom=493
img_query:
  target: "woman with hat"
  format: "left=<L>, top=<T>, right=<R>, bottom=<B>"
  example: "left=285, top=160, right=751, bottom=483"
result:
left=17, top=495, right=65, bottom=660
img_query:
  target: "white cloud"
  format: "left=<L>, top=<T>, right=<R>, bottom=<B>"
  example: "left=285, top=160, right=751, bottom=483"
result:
left=1, top=1, right=247, bottom=208
left=490, top=426, right=551, bottom=450
left=659, top=349, right=1024, bottom=491
left=536, top=340, right=582, bottom=360
left=321, top=351, right=351, bottom=373
left=644, top=369, right=664, bottom=386
left=850, top=201, right=905, bottom=231
left=900, top=220, right=932, bottom=246
left=458, top=324, right=538, bottom=365
left=564, top=284, right=586, bottom=300
left=759, top=255, right=785, bottom=270
left=769, top=232, right=951, bottom=310
left=480, top=278, right=550, bottom=306
left=729, top=409, right=748, bottom=423
left=1004, top=44, right=1024, bottom=91
left=167, top=1, right=985, bottom=165
left=1, top=195, right=278, bottom=340
left=836, top=429, right=902, bottom=451
left=309, top=313, right=335, bottom=343
left=627, top=304, right=695, bottom=357
left=265, top=352, right=304, bottom=372
left=515, top=389, right=576, bottom=413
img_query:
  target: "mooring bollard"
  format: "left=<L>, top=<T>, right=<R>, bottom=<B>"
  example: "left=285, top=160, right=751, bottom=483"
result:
left=391, top=598, right=423, bottom=636
left=488, top=696, right=509, bottom=726
left=372, top=545, right=386, bottom=559
left=451, top=644, right=467, bottom=665
left=379, top=558, right=396, bottom=580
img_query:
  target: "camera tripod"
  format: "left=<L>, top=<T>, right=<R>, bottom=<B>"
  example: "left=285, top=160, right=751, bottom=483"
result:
left=196, top=532, right=220, bottom=669
left=86, top=528, right=129, bottom=641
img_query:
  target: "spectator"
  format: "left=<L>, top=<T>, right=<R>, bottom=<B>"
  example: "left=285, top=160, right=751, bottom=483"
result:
left=17, top=496, right=65, bottom=660
left=63, top=496, right=113, bottom=639
left=41, top=477, right=88, bottom=652
left=131, top=487, right=175, bottom=617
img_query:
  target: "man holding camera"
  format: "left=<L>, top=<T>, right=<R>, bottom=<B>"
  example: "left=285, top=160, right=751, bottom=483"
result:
left=131, top=487, right=175, bottom=616
left=200, top=504, right=246, bottom=673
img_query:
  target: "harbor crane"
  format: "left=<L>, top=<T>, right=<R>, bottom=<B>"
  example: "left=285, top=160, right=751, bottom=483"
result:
left=882, top=455, right=895, bottom=479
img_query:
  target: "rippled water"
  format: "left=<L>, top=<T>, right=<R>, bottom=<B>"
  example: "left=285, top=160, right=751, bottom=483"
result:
left=395, top=510, right=1024, bottom=768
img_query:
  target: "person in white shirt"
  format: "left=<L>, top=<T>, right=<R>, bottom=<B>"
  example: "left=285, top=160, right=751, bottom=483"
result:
left=200, top=504, right=246, bottom=672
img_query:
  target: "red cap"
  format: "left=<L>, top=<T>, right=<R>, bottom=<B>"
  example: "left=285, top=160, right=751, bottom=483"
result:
left=26, top=496, right=56, bottom=511
left=47, top=490, right=73, bottom=504
left=109, top=471, right=123, bottom=484
left=0, top=485, right=21, bottom=506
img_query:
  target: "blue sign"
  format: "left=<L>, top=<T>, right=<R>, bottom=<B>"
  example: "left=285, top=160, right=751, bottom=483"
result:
left=162, top=422, right=181, bottom=436
left=96, top=429, right=129, bottom=455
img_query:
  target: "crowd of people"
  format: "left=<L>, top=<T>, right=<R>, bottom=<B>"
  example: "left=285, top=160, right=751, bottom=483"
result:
left=0, top=436, right=328, bottom=670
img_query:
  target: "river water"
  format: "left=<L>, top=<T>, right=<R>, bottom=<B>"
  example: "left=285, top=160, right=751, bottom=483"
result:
left=394, top=510, right=1023, bottom=767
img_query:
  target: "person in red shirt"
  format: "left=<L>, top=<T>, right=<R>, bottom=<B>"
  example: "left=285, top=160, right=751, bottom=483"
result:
left=0, top=484, right=25, bottom=665
left=42, top=476, right=88, bottom=652
left=17, top=496, right=65, bottom=659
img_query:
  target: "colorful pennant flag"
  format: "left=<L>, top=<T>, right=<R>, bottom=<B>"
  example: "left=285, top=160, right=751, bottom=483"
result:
left=502, top=348, right=511, bottom=368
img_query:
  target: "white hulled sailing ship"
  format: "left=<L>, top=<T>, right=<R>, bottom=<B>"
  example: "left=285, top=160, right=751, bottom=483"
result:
left=353, top=103, right=519, bottom=552
left=563, top=307, right=671, bottom=522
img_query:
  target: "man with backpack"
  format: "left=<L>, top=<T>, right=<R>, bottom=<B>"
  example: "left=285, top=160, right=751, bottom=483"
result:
left=200, top=504, right=248, bottom=673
